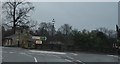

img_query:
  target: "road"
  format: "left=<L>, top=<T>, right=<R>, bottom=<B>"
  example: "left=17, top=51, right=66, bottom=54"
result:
left=2, top=47, right=119, bottom=64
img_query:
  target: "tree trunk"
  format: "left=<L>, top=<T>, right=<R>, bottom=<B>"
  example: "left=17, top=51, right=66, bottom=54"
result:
left=13, top=2, right=16, bottom=34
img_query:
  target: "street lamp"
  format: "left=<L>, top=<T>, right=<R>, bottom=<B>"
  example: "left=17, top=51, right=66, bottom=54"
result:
left=51, top=19, right=55, bottom=50
left=52, top=19, right=55, bottom=37
left=52, top=19, right=55, bottom=24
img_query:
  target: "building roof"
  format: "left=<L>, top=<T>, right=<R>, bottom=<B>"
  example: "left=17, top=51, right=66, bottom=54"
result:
left=5, top=34, right=17, bottom=39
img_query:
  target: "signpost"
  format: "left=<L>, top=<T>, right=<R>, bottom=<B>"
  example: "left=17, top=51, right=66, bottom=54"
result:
left=32, top=36, right=47, bottom=45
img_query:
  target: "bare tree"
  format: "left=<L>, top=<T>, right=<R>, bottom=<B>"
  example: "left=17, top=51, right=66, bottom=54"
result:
left=47, top=22, right=55, bottom=36
left=38, top=22, right=56, bottom=36
left=58, top=24, right=72, bottom=35
left=39, top=22, right=47, bottom=30
left=2, top=1, right=34, bottom=34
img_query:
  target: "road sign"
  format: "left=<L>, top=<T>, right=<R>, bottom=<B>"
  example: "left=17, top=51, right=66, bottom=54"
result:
left=36, top=40, right=42, bottom=44
left=32, top=36, right=40, bottom=39
left=40, top=37, right=47, bottom=41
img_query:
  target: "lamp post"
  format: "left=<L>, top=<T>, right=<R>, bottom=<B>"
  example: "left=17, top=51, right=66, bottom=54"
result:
left=51, top=19, right=55, bottom=50
left=52, top=19, right=55, bottom=40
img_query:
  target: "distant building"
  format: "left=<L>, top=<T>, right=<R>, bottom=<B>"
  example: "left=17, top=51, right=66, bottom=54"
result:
left=2, top=35, right=17, bottom=46
left=2, top=26, right=46, bottom=49
left=2, top=26, right=31, bottom=47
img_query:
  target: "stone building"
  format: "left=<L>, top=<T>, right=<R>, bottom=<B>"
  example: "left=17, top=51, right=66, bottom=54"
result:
left=3, top=26, right=31, bottom=47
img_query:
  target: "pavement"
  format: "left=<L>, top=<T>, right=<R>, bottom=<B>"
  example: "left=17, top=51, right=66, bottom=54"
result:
left=1, top=47, right=120, bottom=64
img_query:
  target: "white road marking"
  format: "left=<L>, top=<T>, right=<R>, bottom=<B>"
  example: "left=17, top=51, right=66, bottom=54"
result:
left=66, top=56, right=74, bottom=59
left=34, top=57, right=38, bottom=62
left=71, top=53, right=78, bottom=56
left=9, top=52, right=14, bottom=53
left=29, top=50, right=66, bottom=55
left=65, top=59, right=72, bottom=62
left=107, top=55, right=118, bottom=58
left=76, top=60, right=82, bottom=62
left=76, top=60, right=86, bottom=64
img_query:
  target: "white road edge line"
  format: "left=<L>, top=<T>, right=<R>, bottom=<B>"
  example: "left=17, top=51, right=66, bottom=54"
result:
left=65, top=59, right=72, bottom=62
left=29, top=50, right=66, bottom=55
left=34, top=57, right=38, bottom=62
left=107, top=55, right=118, bottom=58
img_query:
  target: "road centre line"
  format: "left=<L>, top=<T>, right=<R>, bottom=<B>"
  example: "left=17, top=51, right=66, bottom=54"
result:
left=34, top=57, right=38, bottom=62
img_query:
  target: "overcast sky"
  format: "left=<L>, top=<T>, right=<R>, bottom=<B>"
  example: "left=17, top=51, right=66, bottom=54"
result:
left=30, top=2, right=118, bottom=31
